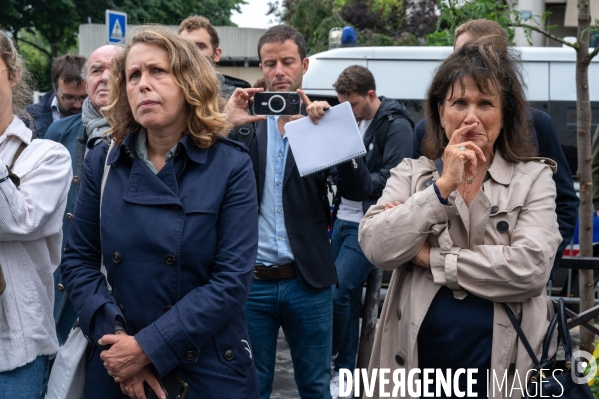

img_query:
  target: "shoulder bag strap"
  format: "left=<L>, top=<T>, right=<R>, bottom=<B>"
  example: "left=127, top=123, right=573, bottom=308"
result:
left=502, top=303, right=541, bottom=368
left=5, top=142, right=28, bottom=188
left=100, top=141, right=115, bottom=293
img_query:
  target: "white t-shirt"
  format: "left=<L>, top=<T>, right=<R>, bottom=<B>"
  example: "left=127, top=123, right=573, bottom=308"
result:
left=336, top=118, right=372, bottom=224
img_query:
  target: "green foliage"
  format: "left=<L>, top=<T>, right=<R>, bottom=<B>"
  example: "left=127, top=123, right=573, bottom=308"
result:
left=1, top=0, right=246, bottom=90
left=425, top=30, right=453, bottom=46
left=288, top=0, right=341, bottom=54
left=274, top=0, right=437, bottom=54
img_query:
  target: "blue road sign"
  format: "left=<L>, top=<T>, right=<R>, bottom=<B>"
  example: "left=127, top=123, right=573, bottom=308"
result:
left=106, top=10, right=127, bottom=44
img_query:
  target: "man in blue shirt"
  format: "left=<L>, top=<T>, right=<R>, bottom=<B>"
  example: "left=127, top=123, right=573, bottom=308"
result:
left=228, top=25, right=372, bottom=399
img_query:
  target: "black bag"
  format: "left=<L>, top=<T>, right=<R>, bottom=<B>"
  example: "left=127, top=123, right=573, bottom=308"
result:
left=502, top=298, right=594, bottom=399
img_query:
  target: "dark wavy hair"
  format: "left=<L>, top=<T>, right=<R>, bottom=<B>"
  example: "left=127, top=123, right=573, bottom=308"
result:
left=421, top=35, right=537, bottom=163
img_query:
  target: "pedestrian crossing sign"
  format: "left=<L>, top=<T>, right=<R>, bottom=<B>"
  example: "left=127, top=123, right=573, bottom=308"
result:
left=106, top=10, right=127, bottom=44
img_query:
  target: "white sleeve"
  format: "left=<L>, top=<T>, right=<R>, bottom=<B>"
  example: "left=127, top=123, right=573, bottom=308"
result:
left=0, top=141, right=72, bottom=241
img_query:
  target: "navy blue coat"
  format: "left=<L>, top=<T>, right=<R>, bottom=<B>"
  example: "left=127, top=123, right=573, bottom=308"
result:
left=24, top=91, right=56, bottom=139
left=60, top=132, right=260, bottom=398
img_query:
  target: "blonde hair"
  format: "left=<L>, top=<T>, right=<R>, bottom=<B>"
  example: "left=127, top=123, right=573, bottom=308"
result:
left=0, top=30, right=34, bottom=119
left=104, top=25, right=229, bottom=148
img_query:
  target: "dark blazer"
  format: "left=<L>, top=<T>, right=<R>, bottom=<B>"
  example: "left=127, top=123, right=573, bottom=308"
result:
left=229, top=118, right=372, bottom=289
left=24, top=91, right=56, bottom=139
left=60, top=133, right=259, bottom=398
left=45, top=114, right=84, bottom=247
left=412, top=108, right=579, bottom=273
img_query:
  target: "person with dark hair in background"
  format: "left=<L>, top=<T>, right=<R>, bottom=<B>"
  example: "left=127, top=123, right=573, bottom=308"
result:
left=329, top=64, right=413, bottom=398
left=412, top=19, right=578, bottom=278
left=60, top=26, right=259, bottom=398
left=226, top=25, right=372, bottom=399
left=24, top=54, right=87, bottom=138
left=45, top=45, right=121, bottom=346
left=178, top=15, right=251, bottom=98
left=0, top=30, right=72, bottom=399
left=361, top=35, right=562, bottom=398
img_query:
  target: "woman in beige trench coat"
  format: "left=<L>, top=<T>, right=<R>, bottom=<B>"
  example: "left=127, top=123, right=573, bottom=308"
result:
left=358, top=36, right=562, bottom=399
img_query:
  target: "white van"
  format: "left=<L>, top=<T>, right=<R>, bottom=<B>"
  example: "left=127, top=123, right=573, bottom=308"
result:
left=302, top=46, right=599, bottom=175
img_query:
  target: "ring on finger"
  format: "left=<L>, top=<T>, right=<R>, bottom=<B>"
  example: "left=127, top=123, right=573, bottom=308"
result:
left=124, top=385, right=129, bottom=394
left=460, top=146, right=466, bottom=151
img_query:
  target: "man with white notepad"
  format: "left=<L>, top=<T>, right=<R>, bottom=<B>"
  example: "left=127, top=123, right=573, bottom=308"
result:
left=226, top=25, right=372, bottom=399
left=328, top=65, right=414, bottom=399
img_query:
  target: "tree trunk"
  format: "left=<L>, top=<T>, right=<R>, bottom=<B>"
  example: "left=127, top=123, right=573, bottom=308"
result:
left=576, top=0, right=595, bottom=353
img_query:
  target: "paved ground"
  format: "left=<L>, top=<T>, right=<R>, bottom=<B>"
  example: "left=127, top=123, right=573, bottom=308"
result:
left=266, top=324, right=585, bottom=399
left=271, top=328, right=301, bottom=399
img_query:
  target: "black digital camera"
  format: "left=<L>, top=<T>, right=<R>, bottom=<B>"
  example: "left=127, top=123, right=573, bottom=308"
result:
left=252, top=92, right=302, bottom=115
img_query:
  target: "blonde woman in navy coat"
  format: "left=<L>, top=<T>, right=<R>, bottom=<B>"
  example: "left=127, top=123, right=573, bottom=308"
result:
left=60, top=26, right=260, bottom=398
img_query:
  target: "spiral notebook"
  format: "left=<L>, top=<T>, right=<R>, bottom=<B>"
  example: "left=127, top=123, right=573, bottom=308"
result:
left=285, top=101, right=366, bottom=177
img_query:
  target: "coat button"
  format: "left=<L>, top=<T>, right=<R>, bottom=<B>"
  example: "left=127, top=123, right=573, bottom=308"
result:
left=112, top=251, right=122, bottom=263
left=163, top=305, right=173, bottom=314
left=490, top=205, right=499, bottom=215
left=58, top=284, right=65, bottom=291
left=66, top=213, right=73, bottom=220
left=396, top=308, right=401, bottom=320
left=425, top=180, right=434, bottom=187
left=164, top=254, right=176, bottom=265
left=496, top=221, right=509, bottom=233
left=72, top=176, right=79, bottom=183
left=185, top=350, right=195, bottom=361
left=171, top=205, right=180, bottom=210
left=224, top=349, right=234, bottom=360
left=395, top=353, right=405, bottom=366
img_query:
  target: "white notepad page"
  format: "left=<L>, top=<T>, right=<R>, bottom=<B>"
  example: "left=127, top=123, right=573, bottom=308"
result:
left=285, top=101, right=366, bottom=177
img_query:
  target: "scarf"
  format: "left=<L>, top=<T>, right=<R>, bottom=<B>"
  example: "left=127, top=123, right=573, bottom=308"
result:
left=81, top=98, right=110, bottom=157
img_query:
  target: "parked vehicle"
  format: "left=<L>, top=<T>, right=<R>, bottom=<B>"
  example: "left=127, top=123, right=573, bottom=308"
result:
left=303, top=45, right=599, bottom=176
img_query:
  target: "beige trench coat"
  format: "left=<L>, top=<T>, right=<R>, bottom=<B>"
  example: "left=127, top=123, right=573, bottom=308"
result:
left=358, top=152, right=563, bottom=399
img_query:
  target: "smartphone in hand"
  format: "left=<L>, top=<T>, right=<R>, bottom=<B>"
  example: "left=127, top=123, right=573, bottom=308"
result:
left=252, top=92, right=302, bottom=115
left=144, top=374, right=188, bottom=399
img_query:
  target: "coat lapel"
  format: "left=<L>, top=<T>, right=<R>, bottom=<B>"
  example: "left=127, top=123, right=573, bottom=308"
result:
left=256, top=121, right=268, bottom=203
left=283, top=147, right=297, bottom=187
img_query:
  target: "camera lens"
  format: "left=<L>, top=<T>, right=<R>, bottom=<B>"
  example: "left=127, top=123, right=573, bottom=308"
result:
left=288, top=94, right=300, bottom=104
left=268, top=95, right=286, bottom=113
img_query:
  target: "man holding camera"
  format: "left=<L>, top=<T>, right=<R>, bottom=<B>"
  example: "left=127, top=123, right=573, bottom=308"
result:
left=227, top=25, right=372, bottom=399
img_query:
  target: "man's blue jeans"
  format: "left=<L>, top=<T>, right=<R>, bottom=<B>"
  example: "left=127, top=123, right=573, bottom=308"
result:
left=0, top=355, right=50, bottom=399
left=244, top=277, right=332, bottom=399
left=331, top=219, right=374, bottom=371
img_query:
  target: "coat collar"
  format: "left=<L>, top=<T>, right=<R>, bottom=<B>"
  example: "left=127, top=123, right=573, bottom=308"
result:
left=0, top=116, right=33, bottom=146
left=107, top=131, right=209, bottom=165
left=486, top=151, right=513, bottom=186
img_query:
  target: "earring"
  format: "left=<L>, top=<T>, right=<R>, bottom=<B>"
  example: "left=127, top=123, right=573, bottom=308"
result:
left=441, top=121, right=445, bottom=127
left=501, top=123, right=504, bottom=129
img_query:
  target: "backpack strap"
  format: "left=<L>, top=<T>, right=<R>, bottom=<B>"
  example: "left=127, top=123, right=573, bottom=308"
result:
left=4, top=142, right=29, bottom=188
left=235, top=122, right=256, bottom=150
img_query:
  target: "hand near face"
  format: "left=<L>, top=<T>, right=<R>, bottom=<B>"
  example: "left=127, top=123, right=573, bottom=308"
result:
left=435, top=123, right=486, bottom=198
left=224, top=88, right=267, bottom=130
left=99, top=333, right=151, bottom=383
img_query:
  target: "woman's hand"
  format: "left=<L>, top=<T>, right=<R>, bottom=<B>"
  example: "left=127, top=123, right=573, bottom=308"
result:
left=412, top=241, right=431, bottom=268
left=384, top=201, right=402, bottom=211
left=119, top=366, right=166, bottom=399
left=99, top=333, right=151, bottom=383
left=435, top=123, right=486, bottom=198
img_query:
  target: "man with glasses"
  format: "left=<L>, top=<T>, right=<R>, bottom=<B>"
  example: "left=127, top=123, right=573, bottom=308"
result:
left=25, top=54, right=87, bottom=139
left=178, top=15, right=250, bottom=98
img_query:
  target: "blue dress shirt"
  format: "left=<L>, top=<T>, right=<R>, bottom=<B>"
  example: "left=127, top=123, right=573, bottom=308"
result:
left=256, top=116, right=295, bottom=265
